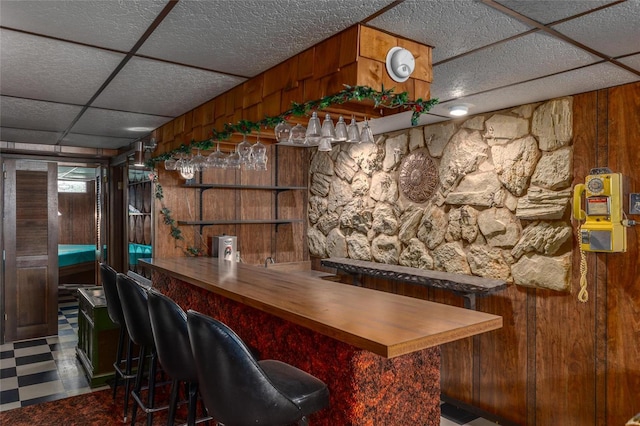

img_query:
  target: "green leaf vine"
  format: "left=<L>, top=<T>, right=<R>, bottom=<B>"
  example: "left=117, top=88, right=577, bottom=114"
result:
left=145, top=85, right=438, bottom=168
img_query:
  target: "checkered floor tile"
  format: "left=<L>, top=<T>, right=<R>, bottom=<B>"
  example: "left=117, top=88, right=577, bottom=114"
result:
left=0, top=287, right=107, bottom=412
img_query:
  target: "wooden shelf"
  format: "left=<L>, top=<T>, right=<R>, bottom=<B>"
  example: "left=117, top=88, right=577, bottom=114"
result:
left=177, top=219, right=303, bottom=226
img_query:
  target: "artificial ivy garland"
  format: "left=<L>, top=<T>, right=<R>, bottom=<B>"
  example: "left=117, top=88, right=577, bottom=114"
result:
left=149, top=85, right=438, bottom=256
left=145, top=85, right=438, bottom=168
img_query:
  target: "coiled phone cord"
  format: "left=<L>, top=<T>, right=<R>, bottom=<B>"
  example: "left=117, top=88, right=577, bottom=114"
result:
left=577, top=227, right=589, bottom=303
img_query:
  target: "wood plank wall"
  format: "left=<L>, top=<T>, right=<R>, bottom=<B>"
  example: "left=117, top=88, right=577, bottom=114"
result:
left=316, top=82, right=640, bottom=425
left=58, top=180, right=95, bottom=244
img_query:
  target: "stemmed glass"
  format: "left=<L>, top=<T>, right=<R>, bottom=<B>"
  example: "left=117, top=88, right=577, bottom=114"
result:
left=207, top=143, right=227, bottom=168
left=237, top=135, right=253, bottom=166
left=191, top=148, right=207, bottom=172
left=334, top=116, right=348, bottom=142
left=227, top=146, right=241, bottom=169
left=305, top=111, right=321, bottom=146
left=360, top=118, right=374, bottom=144
left=347, top=117, right=360, bottom=143
left=252, top=135, right=267, bottom=171
left=175, top=154, right=195, bottom=180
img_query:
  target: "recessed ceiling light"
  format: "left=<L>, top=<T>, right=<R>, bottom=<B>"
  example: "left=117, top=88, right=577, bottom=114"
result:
left=448, top=105, right=468, bottom=116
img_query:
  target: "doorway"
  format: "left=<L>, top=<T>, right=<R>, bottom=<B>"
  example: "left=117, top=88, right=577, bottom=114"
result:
left=1, top=159, right=105, bottom=343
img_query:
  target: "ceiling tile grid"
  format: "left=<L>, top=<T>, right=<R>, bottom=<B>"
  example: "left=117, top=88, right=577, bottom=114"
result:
left=0, top=29, right=126, bottom=105
left=495, top=0, right=619, bottom=25
left=0, top=0, right=638, bottom=152
left=550, top=1, right=640, bottom=58
left=0, top=128, right=62, bottom=145
left=368, top=0, right=533, bottom=63
left=60, top=133, right=136, bottom=150
left=137, top=0, right=396, bottom=75
left=0, top=0, right=169, bottom=52
left=0, top=96, right=83, bottom=132
left=70, top=107, right=172, bottom=139
left=91, top=56, right=247, bottom=117
left=430, top=31, right=603, bottom=101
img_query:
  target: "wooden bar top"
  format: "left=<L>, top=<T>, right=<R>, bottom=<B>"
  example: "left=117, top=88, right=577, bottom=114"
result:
left=142, top=257, right=502, bottom=358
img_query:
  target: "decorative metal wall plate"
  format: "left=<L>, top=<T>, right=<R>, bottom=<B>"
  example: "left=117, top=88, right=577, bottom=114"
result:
left=398, top=149, right=438, bottom=203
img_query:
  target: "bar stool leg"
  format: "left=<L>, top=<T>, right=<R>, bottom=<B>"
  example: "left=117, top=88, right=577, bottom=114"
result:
left=146, top=351, right=158, bottom=426
left=112, top=326, right=125, bottom=401
left=123, top=338, right=134, bottom=422
left=131, top=345, right=148, bottom=426
left=187, top=382, right=198, bottom=426
left=167, top=379, right=180, bottom=426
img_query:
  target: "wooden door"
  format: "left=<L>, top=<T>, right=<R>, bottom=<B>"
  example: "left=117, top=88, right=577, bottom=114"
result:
left=3, top=159, right=58, bottom=342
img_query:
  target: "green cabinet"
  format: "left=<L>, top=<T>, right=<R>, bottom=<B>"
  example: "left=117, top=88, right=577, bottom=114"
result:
left=76, top=287, right=120, bottom=387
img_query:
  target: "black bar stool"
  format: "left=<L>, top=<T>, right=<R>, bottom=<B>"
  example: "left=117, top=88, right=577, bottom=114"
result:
left=147, top=288, right=209, bottom=426
left=100, top=263, right=136, bottom=422
left=186, top=310, right=330, bottom=426
left=116, top=273, right=167, bottom=426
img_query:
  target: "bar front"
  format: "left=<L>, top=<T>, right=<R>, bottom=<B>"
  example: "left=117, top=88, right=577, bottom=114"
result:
left=142, top=257, right=502, bottom=425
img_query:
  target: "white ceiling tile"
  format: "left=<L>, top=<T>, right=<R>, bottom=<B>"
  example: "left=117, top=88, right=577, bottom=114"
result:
left=495, top=0, right=618, bottom=24
left=368, top=0, right=532, bottom=63
left=618, top=54, right=640, bottom=71
left=429, top=62, right=639, bottom=118
left=71, top=108, right=172, bottom=139
left=0, top=29, right=125, bottom=105
left=431, top=31, right=601, bottom=101
left=92, top=56, right=246, bottom=117
left=60, top=133, right=136, bottom=150
left=0, top=127, right=61, bottom=145
left=552, top=1, right=640, bottom=58
left=0, top=97, right=82, bottom=132
left=137, top=0, right=396, bottom=75
left=0, top=0, right=168, bottom=51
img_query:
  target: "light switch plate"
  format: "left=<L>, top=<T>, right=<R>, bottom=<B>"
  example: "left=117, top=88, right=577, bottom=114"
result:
left=630, top=193, right=640, bottom=214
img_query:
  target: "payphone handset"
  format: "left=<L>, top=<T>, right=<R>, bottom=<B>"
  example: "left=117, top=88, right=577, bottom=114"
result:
left=573, top=168, right=627, bottom=253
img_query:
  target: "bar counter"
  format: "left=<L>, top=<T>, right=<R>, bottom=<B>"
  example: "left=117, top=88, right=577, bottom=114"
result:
left=142, top=257, right=502, bottom=425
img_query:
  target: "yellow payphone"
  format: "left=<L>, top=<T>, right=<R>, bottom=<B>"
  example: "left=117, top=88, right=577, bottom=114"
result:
left=573, top=168, right=627, bottom=253
left=573, top=167, right=634, bottom=302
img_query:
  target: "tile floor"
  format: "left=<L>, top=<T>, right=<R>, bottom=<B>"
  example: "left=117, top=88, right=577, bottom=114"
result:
left=0, top=286, right=107, bottom=412
left=0, top=287, right=497, bottom=425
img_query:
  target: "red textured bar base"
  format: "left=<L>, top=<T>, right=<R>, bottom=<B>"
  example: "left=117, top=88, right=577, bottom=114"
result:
left=156, top=272, right=441, bottom=425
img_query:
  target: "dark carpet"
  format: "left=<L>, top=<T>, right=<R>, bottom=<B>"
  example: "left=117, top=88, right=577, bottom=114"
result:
left=0, top=386, right=179, bottom=425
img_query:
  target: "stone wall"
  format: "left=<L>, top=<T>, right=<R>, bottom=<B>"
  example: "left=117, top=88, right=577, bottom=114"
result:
left=307, top=98, right=574, bottom=291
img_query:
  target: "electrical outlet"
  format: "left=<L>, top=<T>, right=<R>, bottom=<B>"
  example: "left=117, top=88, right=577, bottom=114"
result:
left=235, top=251, right=241, bottom=262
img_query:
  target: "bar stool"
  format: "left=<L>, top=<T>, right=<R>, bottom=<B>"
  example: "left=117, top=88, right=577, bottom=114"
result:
left=116, top=273, right=167, bottom=426
left=186, top=310, right=330, bottom=426
left=147, top=288, right=208, bottom=426
left=100, top=263, right=136, bottom=422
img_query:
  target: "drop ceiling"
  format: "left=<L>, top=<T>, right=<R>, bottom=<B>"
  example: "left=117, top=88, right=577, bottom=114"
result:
left=1, top=0, right=638, bottom=154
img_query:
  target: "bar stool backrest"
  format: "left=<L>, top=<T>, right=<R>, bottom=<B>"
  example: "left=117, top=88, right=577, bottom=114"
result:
left=116, top=273, right=154, bottom=347
left=186, top=310, right=302, bottom=425
left=147, top=288, right=198, bottom=383
left=100, top=263, right=122, bottom=326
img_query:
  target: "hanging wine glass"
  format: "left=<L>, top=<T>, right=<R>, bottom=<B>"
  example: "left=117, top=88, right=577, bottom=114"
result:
left=321, top=113, right=336, bottom=140
left=207, top=143, right=227, bottom=168
left=305, top=111, right=321, bottom=146
left=176, top=154, right=195, bottom=180
left=164, top=156, right=177, bottom=171
left=334, top=116, right=348, bottom=142
left=274, top=120, right=292, bottom=143
left=347, top=117, right=360, bottom=143
left=238, top=135, right=253, bottom=165
left=289, top=123, right=307, bottom=144
left=227, top=146, right=241, bottom=169
left=252, top=135, right=267, bottom=171
left=191, top=148, right=207, bottom=171
left=360, top=118, right=374, bottom=144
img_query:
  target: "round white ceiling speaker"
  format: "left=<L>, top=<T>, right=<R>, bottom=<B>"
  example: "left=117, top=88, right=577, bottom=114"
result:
left=386, top=47, right=416, bottom=83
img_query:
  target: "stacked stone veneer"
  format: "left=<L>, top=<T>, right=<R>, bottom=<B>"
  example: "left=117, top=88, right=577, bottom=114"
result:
left=307, top=98, right=574, bottom=291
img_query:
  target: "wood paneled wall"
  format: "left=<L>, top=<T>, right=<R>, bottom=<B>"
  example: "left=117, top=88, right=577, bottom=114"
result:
left=58, top=180, right=95, bottom=244
left=317, top=82, right=640, bottom=425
